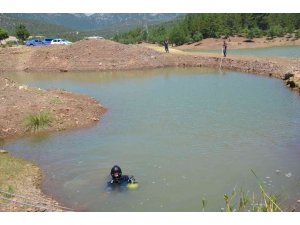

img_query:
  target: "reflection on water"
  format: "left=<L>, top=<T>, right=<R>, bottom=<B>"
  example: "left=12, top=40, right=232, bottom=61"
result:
left=2, top=68, right=300, bottom=211
left=4, top=67, right=216, bottom=85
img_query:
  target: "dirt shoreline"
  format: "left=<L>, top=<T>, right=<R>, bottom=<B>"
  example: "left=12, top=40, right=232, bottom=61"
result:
left=0, top=77, right=106, bottom=140
left=0, top=152, right=69, bottom=212
left=0, top=39, right=299, bottom=80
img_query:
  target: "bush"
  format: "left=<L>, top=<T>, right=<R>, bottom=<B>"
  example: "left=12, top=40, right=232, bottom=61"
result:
left=24, top=111, right=52, bottom=132
left=169, top=26, right=187, bottom=46
left=192, top=31, right=203, bottom=42
left=267, top=25, right=285, bottom=38
left=296, top=30, right=300, bottom=39
left=15, top=24, right=30, bottom=41
left=252, top=27, right=263, bottom=38
left=0, top=28, right=9, bottom=43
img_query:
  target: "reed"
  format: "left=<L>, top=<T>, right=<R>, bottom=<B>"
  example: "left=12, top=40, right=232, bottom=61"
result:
left=222, top=170, right=285, bottom=212
left=24, top=111, right=52, bottom=132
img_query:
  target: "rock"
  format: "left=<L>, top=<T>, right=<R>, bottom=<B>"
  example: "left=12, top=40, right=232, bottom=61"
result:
left=59, top=69, right=68, bottom=72
left=18, top=85, right=28, bottom=90
left=293, top=73, right=300, bottom=88
left=150, top=55, right=156, bottom=59
left=91, top=117, right=99, bottom=121
left=0, top=150, right=8, bottom=154
left=282, top=72, right=294, bottom=80
left=98, top=62, right=102, bottom=66
left=286, top=80, right=296, bottom=88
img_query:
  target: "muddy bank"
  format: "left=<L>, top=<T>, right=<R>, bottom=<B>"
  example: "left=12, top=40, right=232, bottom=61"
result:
left=0, top=77, right=106, bottom=140
left=0, top=152, right=68, bottom=211
left=0, top=39, right=299, bottom=81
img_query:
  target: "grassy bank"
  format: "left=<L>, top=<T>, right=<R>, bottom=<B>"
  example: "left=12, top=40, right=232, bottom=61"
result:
left=0, top=152, right=67, bottom=212
left=0, top=152, right=38, bottom=211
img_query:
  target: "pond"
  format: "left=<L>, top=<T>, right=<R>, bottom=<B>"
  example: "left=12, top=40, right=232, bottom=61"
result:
left=183, top=45, right=300, bottom=58
left=2, top=68, right=300, bottom=211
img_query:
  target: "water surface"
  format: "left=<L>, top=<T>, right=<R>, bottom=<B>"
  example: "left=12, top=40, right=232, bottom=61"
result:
left=3, top=68, right=300, bottom=211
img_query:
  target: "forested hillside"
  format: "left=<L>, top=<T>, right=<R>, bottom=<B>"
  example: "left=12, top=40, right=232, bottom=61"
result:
left=113, top=14, right=300, bottom=45
left=0, top=13, right=74, bottom=37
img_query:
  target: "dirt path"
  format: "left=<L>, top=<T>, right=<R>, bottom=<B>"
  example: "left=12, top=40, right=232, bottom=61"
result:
left=174, top=36, right=300, bottom=51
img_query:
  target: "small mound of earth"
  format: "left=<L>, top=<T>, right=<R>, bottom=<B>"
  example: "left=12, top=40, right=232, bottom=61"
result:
left=0, top=77, right=106, bottom=139
left=19, top=39, right=165, bottom=72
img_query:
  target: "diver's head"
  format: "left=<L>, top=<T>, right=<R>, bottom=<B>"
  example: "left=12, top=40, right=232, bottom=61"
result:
left=111, top=165, right=122, bottom=180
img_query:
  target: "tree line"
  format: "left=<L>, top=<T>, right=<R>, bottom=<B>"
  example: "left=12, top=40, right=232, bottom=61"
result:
left=0, top=24, right=30, bottom=44
left=0, top=23, right=79, bottom=44
left=113, top=13, right=300, bottom=45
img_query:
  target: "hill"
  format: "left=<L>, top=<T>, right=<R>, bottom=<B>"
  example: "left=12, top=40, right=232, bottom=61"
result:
left=0, top=13, right=74, bottom=37
left=11, top=13, right=182, bottom=31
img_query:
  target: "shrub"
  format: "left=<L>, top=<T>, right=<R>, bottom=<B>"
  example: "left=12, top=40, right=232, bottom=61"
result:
left=192, top=31, right=203, bottom=42
left=0, top=28, right=9, bottom=44
left=267, top=25, right=285, bottom=38
left=15, top=24, right=30, bottom=41
left=296, top=30, right=300, bottom=39
left=24, top=111, right=52, bottom=132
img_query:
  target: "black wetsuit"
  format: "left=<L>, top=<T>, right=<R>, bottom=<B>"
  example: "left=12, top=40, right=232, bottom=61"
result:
left=108, top=175, right=133, bottom=185
left=107, top=175, right=135, bottom=191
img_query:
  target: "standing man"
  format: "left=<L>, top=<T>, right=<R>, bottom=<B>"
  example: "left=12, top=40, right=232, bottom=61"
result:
left=164, top=40, right=169, bottom=53
left=222, top=40, right=227, bottom=57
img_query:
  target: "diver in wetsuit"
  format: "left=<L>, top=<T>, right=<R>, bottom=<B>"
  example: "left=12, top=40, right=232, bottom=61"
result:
left=108, top=165, right=135, bottom=187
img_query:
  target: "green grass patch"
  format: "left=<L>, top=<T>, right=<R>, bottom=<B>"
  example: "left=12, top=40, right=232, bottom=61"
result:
left=24, top=111, right=52, bottom=132
left=2, top=186, right=14, bottom=199
left=49, top=98, right=64, bottom=105
left=0, top=154, right=26, bottom=197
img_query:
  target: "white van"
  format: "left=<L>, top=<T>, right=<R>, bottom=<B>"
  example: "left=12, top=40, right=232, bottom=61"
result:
left=51, top=38, right=72, bottom=45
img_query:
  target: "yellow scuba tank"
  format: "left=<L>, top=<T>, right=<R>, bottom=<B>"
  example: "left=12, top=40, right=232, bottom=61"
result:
left=127, top=182, right=139, bottom=190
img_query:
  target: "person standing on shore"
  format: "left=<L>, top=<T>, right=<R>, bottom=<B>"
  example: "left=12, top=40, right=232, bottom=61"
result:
left=222, top=41, right=227, bottom=57
left=164, top=40, right=169, bottom=53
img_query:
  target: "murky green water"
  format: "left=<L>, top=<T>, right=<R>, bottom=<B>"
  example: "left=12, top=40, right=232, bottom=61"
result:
left=184, top=45, right=300, bottom=58
left=2, top=68, right=300, bottom=211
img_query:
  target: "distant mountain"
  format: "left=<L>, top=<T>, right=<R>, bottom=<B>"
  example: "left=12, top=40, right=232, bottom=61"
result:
left=11, top=13, right=182, bottom=31
left=0, top=13, right=74, bottom=37
left=0, top=13, right=183, bottom=41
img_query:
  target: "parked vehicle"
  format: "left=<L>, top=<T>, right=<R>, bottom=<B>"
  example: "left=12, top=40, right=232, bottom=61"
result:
left=50, top=38, right=72, bottom=45
left=25, top=39, right=44, bottom=46
left=42, top=38, right=54, bottom=45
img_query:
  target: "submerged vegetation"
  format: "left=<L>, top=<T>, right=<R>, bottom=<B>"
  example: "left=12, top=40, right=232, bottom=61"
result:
left=114, top=13, right=300, bottom=45
left=24, top=111, right=52, bottom=132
